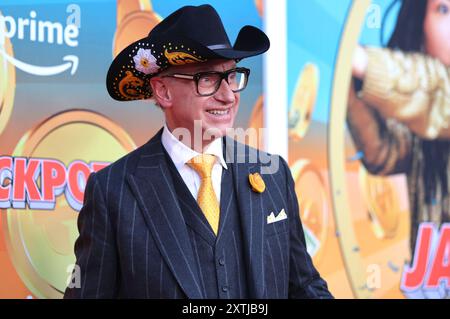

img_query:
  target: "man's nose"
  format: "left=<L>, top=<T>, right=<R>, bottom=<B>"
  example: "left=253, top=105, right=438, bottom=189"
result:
left=214, top=78, right=236, bottom=103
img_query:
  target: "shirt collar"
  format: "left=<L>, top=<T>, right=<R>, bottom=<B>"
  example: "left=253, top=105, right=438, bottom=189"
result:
left=161, top=123, right=228, bottom=171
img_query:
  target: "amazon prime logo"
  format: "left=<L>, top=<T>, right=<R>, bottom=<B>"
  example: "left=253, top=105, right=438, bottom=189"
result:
left=0, top=4, right=81, bottom=76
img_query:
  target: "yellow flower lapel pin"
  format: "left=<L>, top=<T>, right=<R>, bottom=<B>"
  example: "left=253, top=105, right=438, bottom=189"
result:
left=248, top=172, right=265, bottom=193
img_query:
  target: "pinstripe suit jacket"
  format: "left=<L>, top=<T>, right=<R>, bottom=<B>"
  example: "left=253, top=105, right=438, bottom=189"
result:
left=64, top=129, right=332, bottom=299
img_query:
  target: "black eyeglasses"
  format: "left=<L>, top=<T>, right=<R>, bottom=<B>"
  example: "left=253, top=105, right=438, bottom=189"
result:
left=162, top=67, right=250, bottom=96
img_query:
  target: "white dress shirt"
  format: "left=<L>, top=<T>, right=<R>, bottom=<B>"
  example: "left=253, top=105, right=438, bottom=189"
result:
left=161, top=124, right=228, bottom=203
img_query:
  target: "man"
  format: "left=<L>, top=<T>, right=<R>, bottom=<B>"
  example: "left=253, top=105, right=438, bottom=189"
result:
left=64, top=4, right=332, bottom=299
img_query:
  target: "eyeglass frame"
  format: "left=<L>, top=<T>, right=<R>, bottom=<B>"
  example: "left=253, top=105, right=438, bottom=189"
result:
left=161, top=67, right=251, bottom=97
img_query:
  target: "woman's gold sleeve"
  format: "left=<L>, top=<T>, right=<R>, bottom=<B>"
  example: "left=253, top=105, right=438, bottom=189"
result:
left=361, top=47, right=450, bottom=139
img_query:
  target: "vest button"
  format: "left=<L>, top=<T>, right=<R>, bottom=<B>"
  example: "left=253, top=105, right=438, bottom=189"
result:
left=218, top=257, right=225, bottom=266
left=222, top=285, right=229, bottom=292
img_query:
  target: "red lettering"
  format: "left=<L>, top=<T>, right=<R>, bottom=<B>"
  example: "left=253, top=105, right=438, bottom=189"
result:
left=402, top=223, right=434, bottom=290
left=0, top=156, right=13, bottom=206
left=42, top=159, right=66, bottom=202
left=67, top=161, right=91, bottom=205
left=426, top=225, right=450, bottom=288
left=12, top=158, right=42, bottom=205
left=4, top=157, right=111, bottom=211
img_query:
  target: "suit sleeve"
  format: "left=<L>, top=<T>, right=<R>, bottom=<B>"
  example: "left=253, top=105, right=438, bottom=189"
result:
left=64, top=172, right=119, bottom=298
left=280, top=157, right=334, bottom=299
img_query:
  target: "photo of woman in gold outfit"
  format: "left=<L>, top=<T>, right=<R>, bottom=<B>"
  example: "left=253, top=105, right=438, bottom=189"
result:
left=347, top=0, right=450, bottom=257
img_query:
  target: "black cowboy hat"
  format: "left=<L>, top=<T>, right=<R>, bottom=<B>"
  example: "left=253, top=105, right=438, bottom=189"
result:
left=106, top=4, right=270, bottom=101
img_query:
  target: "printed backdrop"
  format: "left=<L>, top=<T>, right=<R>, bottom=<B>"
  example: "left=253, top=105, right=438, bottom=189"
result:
left=1, top=0, right=448, bottom=299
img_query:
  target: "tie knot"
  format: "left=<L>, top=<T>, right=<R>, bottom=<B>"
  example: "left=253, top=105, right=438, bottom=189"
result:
left=187, top=154, right=217, bottom=178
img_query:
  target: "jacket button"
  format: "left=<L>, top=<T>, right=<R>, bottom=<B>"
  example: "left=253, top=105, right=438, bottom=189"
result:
left=218, top=257, right=225, bottom=266
left=222, top=285, right=229, bottom=292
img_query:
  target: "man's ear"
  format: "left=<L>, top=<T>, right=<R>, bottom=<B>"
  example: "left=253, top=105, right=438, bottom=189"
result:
left=149, top=77, right=172, bottom=109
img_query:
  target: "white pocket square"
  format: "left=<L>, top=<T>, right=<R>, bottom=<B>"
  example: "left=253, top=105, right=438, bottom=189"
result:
left=267, top=209, right=287, bottom=224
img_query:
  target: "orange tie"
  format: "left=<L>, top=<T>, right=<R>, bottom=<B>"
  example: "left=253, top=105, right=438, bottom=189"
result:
left=187, top=154, right=220, bottom=235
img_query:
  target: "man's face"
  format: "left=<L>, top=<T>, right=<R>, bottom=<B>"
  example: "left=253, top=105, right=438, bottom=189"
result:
left=155, top=59, right=241, bottom=143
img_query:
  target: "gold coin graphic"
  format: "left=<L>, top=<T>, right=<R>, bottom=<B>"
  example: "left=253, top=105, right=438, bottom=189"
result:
left=358, top=165, right=400, bottom=239
left=290, top=159, right=329, bottom=264
left=288, top=63, right=319, bottom=141
left=328, top=0, right=410, bottom=298
left=2, top=110, right=136, bottom=298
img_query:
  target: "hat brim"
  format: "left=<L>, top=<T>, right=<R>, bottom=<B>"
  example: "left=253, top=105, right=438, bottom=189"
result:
left=202, top=25, right=270, bottom=60
left=106, top=25, right=269, bottom=101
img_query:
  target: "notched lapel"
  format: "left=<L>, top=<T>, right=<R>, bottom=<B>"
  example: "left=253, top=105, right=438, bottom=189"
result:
left=126, top=133, right=203, bottom=299
left=224, top=136, right=267, bottom=298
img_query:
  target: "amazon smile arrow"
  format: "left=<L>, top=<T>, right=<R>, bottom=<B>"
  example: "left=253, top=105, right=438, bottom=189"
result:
left=0, top=48, right=78, bottom=76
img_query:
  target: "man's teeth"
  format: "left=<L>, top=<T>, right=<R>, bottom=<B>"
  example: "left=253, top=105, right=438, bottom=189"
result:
left=207, top=109, right=229, bottom=115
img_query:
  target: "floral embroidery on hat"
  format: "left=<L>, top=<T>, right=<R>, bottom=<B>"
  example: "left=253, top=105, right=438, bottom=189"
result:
left=133, top=48, right=159, bottom=75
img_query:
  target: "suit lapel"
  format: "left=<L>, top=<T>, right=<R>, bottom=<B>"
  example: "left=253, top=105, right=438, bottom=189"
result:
left=224, top=137, right=266, bottom=298
left=166, top=161, right=217, bottom=246
left=126, top=130, right=204, bottom=299
left=215, top=166, right=234, bottom=244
